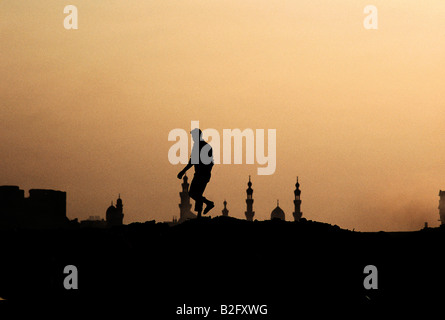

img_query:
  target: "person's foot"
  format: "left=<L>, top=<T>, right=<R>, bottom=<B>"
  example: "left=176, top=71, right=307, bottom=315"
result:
left=203, top=201, right=214, bottom=215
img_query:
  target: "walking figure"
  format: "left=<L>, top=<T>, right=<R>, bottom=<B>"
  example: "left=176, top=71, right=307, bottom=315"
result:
left=177, top=128, right=214, bottom=218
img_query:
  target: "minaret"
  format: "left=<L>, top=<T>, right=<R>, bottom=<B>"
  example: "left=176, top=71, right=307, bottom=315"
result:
left=245, top=176, right=255, bottom=221
left=116, top=194, right=124, bottom=225
left=222, top=200, right=229, bottom=217
left=116, top=194, right=123, bottom=216
left=179, top=175, right=194, bottom=222
left=107, top=194, right=124, bottom=226
left=439, top=190, right=445, bottom=225
left=293, top=177, right=302, bottom=222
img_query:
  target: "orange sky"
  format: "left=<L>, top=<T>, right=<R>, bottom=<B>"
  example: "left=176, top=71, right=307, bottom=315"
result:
left=1, top=0, right=445, bottom=231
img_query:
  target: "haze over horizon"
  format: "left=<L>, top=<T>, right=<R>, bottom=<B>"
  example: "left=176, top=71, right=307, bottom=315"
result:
left=1, top=1, right=445, bottom=231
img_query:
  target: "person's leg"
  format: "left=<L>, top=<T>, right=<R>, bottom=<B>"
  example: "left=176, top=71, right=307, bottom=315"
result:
left=203, top=199, right=214, bottom=215
left=195, top=199, right=203, bottom=218
left=200, top=176, right=214, bottom=215
left=189, top=176, right=206, bottom=218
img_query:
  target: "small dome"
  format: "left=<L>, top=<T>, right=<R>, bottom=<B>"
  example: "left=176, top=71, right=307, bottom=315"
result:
left=271, top=204, right=285, bottom=221
left=106, top=204, right=117, bottom=216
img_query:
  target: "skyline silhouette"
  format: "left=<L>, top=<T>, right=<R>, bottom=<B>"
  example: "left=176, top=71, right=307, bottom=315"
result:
left=1, top=175, right=443, bottom=232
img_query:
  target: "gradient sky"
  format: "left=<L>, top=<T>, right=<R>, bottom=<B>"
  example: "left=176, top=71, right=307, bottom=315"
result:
left=1, top=0, right=445, bottom=231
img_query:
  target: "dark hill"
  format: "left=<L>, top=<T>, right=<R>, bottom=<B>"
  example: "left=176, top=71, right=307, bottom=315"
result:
left=0, top=217, right=444, bottom=314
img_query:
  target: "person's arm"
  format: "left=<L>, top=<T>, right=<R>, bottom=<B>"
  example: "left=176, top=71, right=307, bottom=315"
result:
left=177, top=159, right=193, bottom=179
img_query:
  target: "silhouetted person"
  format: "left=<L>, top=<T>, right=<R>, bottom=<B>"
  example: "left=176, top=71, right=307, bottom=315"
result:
left=177, top=128, right=214, bottom=218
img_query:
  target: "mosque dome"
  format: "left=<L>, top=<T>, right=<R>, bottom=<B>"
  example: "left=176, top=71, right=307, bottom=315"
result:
left=106, top=202, right=117, bottom=219
left=271, top=201, right=285, bottom=221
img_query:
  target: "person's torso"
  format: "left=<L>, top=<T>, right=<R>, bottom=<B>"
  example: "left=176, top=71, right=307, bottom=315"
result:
left=192, top=141, right=214, bottom=175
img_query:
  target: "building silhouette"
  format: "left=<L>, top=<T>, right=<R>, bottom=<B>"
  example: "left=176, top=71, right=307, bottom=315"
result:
left=222, top=200, right=229, bottom=217
left=271, top=200, right=285, bottom=220
left=165, top=175, right=196, bottom=225
left=80, top=216, right=108, bottom=228
left=293, top=177, right=303, bottom=222
left=169, top=174, right=304, bottom=223
left=0, top=185, right=68, bottom=229
left=178, top=175, right=196, bottom=223
left=439, top=190, right=445, bottom=225
left=106, top=194, right=125, bottom=227
left=245, top=176, right=255, bottom=221
left=242, top=175, right=303, bottom=222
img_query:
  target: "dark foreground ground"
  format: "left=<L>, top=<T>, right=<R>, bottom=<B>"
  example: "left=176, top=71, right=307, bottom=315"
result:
left=1, top=217, right=444, bottom=315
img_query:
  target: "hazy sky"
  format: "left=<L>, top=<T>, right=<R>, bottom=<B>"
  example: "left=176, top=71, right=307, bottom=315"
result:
left=1, top=1, right=445, bottom=231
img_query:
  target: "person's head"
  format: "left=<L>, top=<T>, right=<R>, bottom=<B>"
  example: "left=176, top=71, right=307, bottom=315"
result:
left=190, top=128, right=203, bottom=142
